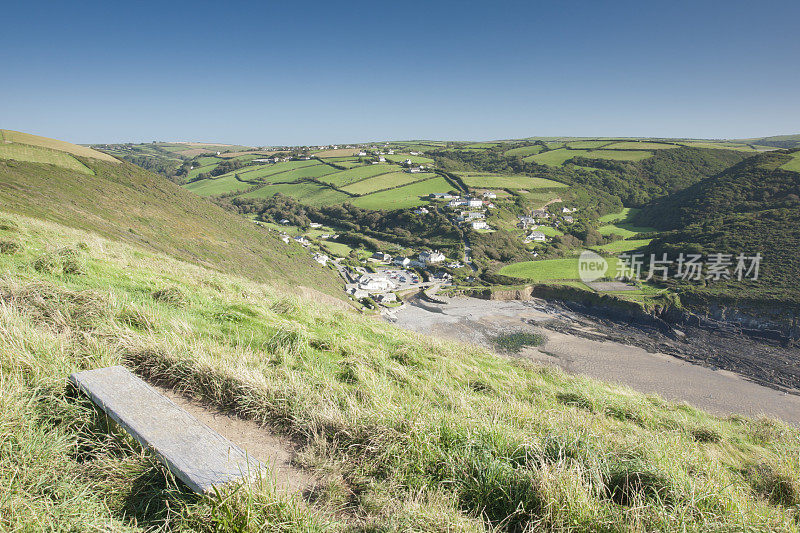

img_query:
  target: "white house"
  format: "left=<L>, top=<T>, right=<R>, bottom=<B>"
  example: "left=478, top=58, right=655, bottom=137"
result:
left=377, top=156, right=386, bottom=162
left=471, top=221, right=490, bottom=230
left=387, top=150, right=394, bottom=155
left=279, top=219, right=291, bottom=225
left=358, top=151, right=367, bottom=156
left=314, top=253, right=329, bottom=265
left=293, top=236, right=310, bottom=246
left=393, top=257, right=412, bottom=268
left=375, top=293, right=397, bottom=304
left=563, top=216, right=574, bottom=224
left=532, top=209, right=550, bottom=219
left=419, top=250, right=446, bottom=265
left=528, top=231, right=546, bottom=242
left=404, top=159, right=413, bottom=165
left=281, top=235, right=291, bottom=244
left=309, top=222, right=323, bottom=229
left=466, top=198, right=483, bottom=208
left=482, top=191, right=497, bottom=199
left=431, top=193, right=455, bottom=200
left=371, top=252, right=392, bottom=262
left=407, top=167, right=422, bottom=173
left=413, top=207, right=429, bottom=215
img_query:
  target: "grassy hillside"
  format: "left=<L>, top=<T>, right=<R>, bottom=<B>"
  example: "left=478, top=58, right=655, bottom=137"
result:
left=2, top=211, right=799, bottom=531
left=0, top=148, right=343, bottom=298
left=638, top=151, right=800, bottom=305
left=1, top=129, right=119, bottom=163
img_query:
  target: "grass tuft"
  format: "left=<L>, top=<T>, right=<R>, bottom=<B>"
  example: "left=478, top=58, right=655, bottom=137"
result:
left=0, top=239, right=21, bottom=255
left=744, top=462, right=800, bottom=507
left=151, top=286, right=188, bottom=308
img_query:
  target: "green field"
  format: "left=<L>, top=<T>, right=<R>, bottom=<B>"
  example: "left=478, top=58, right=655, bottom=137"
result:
left=240, top=181, right=351, bottom=206
left=598, top=208, right=657, bottom=238
left=342, top=172, right=435, bottom=195
left=0, top=143, right=94, bottom=174
left=564, top=140, right=611, bottom=149
left=461, top=173, right=567, bottom=189
left=528, top=148, right=654, bottom=166
left=214, top=160, right=324, bottom=182
left=602, top=141, right=679, bottom=150
left=780, top=151, right=800, bottom=172
left=319, top=164, right=400, bottom=186
left=596, top=238, right=653, bottom=253
left=351, top=176, right=453, bottom=210
left=503, top=145, right=543, bottom=157
left=679, top=141, right=759, bottom=152
left=500, top=256, right=619, bottom=281
left=184, top=174, right=253, bottom=196
left=321, top=240, right=355, bottom=257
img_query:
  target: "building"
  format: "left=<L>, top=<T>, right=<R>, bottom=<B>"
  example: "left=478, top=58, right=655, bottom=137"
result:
left=482, top=191, right=497, bottom=199
left=279, top=219, right=291, bottom=225
left=407, top=167, right=423, bottom=173
left=413, top=207, right=429, bottom=215
left=404, top=159, right=413, bottom=165
left=308, top=222, right=323, bottom=229
left=371, top=252, right=392, bottom=262
left=431, top=193, right=455, bottom=200
left=532, top=209, right=550, bottom=219
left=563, top=216, right=574, bottom=224
left=280, top=235, right=291, bottom=244
left=527, top=231, right=546, bottom=242
left=393, top=257, right=412, bottom=268
left=419, top=250, right=446, bottom=265
left=518, top=216, right=536, bottom=227
left=466, top=198, right=483, bottom=208
left=375, top=293, right=397, bottom=304
left=358, top=274, right=396, bottom=292
left=377, top=156, right=386, bottom=162
left=387, top=150, right=394, bottom=155
left=293, top=236, right=310, bottom=246
left=447, top=261, right=463, bottom=269
left=358, top=151, right=367, bottom=156
left=314, top=254, right=329, bottom=265
left=464, top=211, right=484, bottom=220
left=471, top=221, right=490, bottom=230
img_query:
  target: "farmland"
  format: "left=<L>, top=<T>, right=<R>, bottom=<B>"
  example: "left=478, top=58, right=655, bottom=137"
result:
left=529, top=148, right=654, bottom=166
left=460, top=172, right=567, bottom=189
left=780, top=150, right=800, bottom=172
left=341, top=171, right=435, bottom=195
left=503, top=145, right=543, bottom=157
left=184, top=173, right=253, bottom=196
left=240, top=181, right=351, bottom=205
left=598, top=208, right=656, bottom=238
left=2, top=129, right=119, bottom=162
left=351, top=176, right=453, bottom=209
left=500, top=256, right=620, bottom=281
left=602, top=141, right=679, bottom=150
left=318, top=164, right=400, bottom=186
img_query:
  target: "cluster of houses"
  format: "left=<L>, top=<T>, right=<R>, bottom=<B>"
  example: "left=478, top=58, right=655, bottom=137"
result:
left=430, top=193, right=498, bottom=231
left=368, top=249, right=447, bottom=269
left=518, top=206, right=578, bottom=244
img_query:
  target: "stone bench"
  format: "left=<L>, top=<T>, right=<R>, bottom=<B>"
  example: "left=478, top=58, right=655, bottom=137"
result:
left=69, top=365, right=265, bottom=494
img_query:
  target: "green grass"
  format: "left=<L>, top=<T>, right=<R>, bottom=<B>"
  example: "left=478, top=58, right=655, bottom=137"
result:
left=598, top=208, right=657, bottom=238
left=0, top=156, right=343, bottom=298
left=528, top=148, right=654, bottom=166
left=0, top=143, right=94, bottom=174
left=500, top=256, right=620, bottom=281
left=602, top=141, right=679, bottom=150
left=3, top=211, right=799, bottom=530
left=779, top=151, right=800, bottom=172
left=351, top=176, right=453, bottom=210
left=503, top=145, right=544, bottom=157
left=341, top=172, right=435, bottom=195
left=320, top=240, right=355, bottom=257
left=384, top=154, right=434, bottom=165
left=461, top=173, right=568, bottom=189
left=564, top=140, right=611, bottom=149
left=318, top=164, right=400, bottom=187
left=596, top=238, right=653, bottom=253
left=1, top=129, right=119, bottom=162
left=184, top=174, right=253, bottom=196
left=240, top=182, right=351, bottom=206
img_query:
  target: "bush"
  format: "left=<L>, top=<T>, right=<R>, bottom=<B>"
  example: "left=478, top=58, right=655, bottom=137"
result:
left=0, top=239, right=21, bottom=255
left=604, top=458, right=674, bottom=506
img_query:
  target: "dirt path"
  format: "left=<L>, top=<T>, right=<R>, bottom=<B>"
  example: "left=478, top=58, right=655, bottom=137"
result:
left=151, top=383, right=317, bottom=494
left=390, top=296, right=800, bottom=425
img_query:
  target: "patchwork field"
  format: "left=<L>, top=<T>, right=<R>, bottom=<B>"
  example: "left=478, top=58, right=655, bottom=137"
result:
left=312, top=148, right=360, bottom=157
left=596, top=238, right=653, bottom=253
left=351, top=176, right=453, bottom=210
left=602, top=141, right=679, bottom=150
left=0, top=143, right=93, bottom=174
left=528, top=148, right=654, bottom=166
left=564, top=140, right=612, bottom=149
left=460, top=173, right=567, bottom=189
left=240, top=182, right=351, bottom=205
left=503, top=145, right=544, bottom=157
left=342, top=171, right=435, bottom=195
left=319, top=164, right=400, bottom=187
left=384, top=154, right=434, bottom=165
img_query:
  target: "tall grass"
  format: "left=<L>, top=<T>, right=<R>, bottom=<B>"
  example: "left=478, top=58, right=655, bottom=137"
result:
left=1, top=211, right=799, bottom=531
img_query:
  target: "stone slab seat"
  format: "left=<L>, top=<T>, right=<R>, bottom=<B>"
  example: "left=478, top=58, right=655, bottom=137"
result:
left=69, top=365, right=266, bottom=494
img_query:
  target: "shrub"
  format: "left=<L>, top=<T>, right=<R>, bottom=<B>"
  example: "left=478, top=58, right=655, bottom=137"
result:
left=32, top=246, right=87, bottom=275
left=492, top=332, right=544, bottom=354
left=0, top=239, right=21, bottom=255
left=743, top=463, right=799, bottom=506
left=604, top=458, right=674, bottom=506
left=151, top=287, right=187, bottom=308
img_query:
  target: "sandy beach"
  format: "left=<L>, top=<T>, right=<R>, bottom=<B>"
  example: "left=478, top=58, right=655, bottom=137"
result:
left=389, top=296, right=800, bottom=425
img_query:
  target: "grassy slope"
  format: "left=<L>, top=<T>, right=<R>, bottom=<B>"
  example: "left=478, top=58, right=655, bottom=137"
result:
left=1, top=129, right=119, bottom=163
left=2, top=212, right=799, bottom=531
left=0, top=157, right=343, bottom=299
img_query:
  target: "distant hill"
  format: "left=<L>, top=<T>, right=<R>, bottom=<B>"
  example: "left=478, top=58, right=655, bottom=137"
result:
left=0, top=131, right=344, bottom=298
left=638, top=151, right=800, bottom=305
left=740, top=134, right=800, bottom=150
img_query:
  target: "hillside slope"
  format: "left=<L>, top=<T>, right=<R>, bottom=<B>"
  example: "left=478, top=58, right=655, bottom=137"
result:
left=0, top=132, right=343, bottom=298
left=1, top=211, right=798, bottom=531
left=638, top=151, right=800, bottom=305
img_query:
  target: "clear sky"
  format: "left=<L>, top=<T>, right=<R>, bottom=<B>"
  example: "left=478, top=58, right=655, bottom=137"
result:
left=2, top=0, right=798, bottom=146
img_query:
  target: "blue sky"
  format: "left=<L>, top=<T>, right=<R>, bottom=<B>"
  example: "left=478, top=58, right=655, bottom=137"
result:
left=2, top=0, right=798, bottom=145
